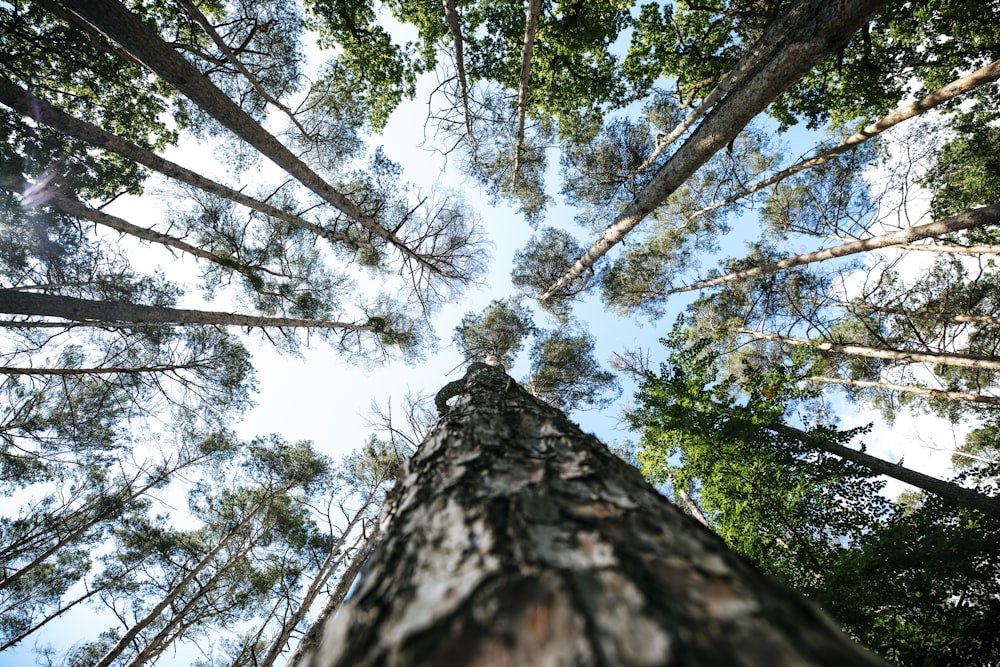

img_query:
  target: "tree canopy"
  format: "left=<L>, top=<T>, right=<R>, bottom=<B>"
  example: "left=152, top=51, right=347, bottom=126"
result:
left=3, top=0, right=999, bottom=663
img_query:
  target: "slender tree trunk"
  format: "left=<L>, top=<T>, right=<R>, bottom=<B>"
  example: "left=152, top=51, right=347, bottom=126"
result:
left=760, top=416, right=1000, bottom=517
left=289, top=363, right=884, bottom=666
left=0, top=289, right=372, bottom=331
left=0, top=173, right=271, bottom=281
left=512, top=0, right=542, bottom=186
left=173, top=0, right=314, bottom=140
left=889, top=242, right=1000, bottom=254
left=259, top=500, right=372, bottom=667
left=804, top=298, right=1000, bottom=327
left=666, top=203, right=1000, bottom=295
left=0, top=76, right=366, bottom=254
left=809, top=374, right=1000, bottom=407
left=739, top=328, right=1000, bottom=372
left=286, top=536, right=374, bottom=667
left=441, top=0, right=473, bottom=139
left=541, top=0, right=888, bottom=300
left=93, top=497, right=268, bottom=667
left=0, top=461, right=192, bottom=592
left=685, top=59, right=1000, bottom=222
left=124, top=534, right=264, bottom=667
left=52, top=0, right=430, bottom=269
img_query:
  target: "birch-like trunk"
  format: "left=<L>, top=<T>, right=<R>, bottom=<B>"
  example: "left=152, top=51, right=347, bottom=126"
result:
left=684, top=59, right=1000, bottom=222
left=739, top=328, right=1000, bottom=372
left=667, top=203, right=1000, bottom=295
left=810, top=374, right=1000, bottom=407
left=290, top=363, right=884, bottom=666
left=541, top=0, right=888, bottom=300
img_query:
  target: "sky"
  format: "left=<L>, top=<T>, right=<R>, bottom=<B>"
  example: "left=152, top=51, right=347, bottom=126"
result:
left=1, top=6, right=983, bottom=665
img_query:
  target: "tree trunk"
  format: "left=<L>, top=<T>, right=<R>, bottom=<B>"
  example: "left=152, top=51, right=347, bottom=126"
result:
left=512, top=0, right=542, bottom=186
left=0, top=289, right=370, bottom=331
left=93, top=495, right=269, bottom=667
left=0, top=76, right=366, bottom=254
left=290, top=363, right=884, bottom=666
left=810, top=374, right=1000, bottom=407
left=441, top=0, right=472, bottom=138
left=685, top=58, right=1000, bottom=222
left=541, top=0, right=888, bottom=300
left=51, top=0, right=428, bottom=267
left=667, top=203, right=1000, bottom=295
left=259, top=501, right=371, bottom=667
left=740, top=328, right=1000, bottom=372
left=804, top=299, right=1000, bottom=327
left=774, top=418, right=1000, bottom=517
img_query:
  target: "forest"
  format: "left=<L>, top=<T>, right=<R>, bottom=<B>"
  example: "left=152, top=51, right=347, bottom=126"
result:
left=1, top=0, right=999, bottom=664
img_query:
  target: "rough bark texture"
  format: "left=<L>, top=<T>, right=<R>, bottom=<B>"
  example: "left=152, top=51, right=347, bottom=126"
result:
left=292, top=364, right=884, bottom=667
left=541, top=0, right=888, bottom=299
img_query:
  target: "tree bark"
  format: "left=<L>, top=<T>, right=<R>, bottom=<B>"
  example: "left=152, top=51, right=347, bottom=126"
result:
left=541, top=0, right=888, bottom=300
left=666, top=203, right=1000, bottom=295
left=441, top=0, right=473, bottom=139
left=809, top=374, right=1000, bottom=407
left=805, top=299, right=1000, bottom=327
left=0, top=173, right=262, bottom=279
left=0, top=76, right=366, bottom=254
left=739, top=328, right=1000, bottom=372
left=290, top=363, right=883, bottom=666
left=0, top=289, right=371, bottom=331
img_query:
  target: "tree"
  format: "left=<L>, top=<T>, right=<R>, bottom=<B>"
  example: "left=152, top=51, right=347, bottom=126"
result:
left=453, top=299, right=618, bottom=411
left=541, top=0, right=888, bottom=299
left=289, top=363, right=884, bottom=666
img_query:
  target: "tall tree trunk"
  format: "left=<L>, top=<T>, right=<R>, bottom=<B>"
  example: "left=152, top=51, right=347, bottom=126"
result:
left=739, top=328, right=1000, bottom=372
left=0, top=289, right=372, bottom=331
left=173, top=0, right=314, bottom=140
left=541, top=0, right=888, bottom=300
left=684, top=58, right=1000, bottom=222
left=289, top=363, right=884, bottom=666
left=124, top=534, right=264, bottom=667
left=52, top=0, right=430, bottom=269
left=259, top=500, right=372, bottom=667
left=441, top=0, right=472, bottom=139
left=804, top=298, right=1000, bottom=327
left=810, top=374, right=1000, bottom=407
left=758, top=414, right=1000, bottom=517
left=666, top=203, right=1000, bottom=295
left=512, top=0, right=542, bottom=186
left=0, top=76, right=367, bottom=254
left=93, top=494, right=271, bottom=667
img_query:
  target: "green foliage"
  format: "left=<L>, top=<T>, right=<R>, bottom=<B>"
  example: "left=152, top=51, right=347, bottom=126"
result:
left=527, top=329, right=619, bottom=411
left=630, top=321, right=889, bottom=592
left=305, top=0, right=425, bottom=130
left=818, top=480, right=1000, bottom=665
left=455, top=298, right=537, bottom=368
left=923, top=114, right=1000, bottom=219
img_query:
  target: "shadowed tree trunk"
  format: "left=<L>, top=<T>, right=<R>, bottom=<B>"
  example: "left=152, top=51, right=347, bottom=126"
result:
left=290, top=363, right=884, bottom=666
